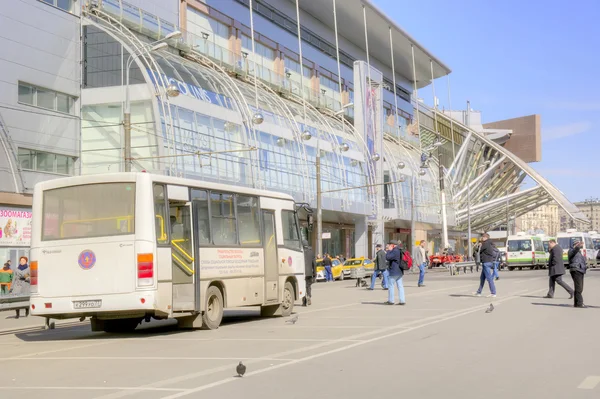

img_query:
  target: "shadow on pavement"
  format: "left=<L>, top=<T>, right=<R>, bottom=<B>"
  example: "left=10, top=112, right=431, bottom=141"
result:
left=361, top=301, right=394, bottom=305
left=531, top=302, right=600, bottom=308
left=448, top=294, right=477, bottom=298
left=12, top=309, right=276, bottom=342
left=519, top=295, right=546, bottom=299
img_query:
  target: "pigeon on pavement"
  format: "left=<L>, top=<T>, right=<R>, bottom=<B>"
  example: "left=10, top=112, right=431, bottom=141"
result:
left=236, top=361, right=246, bottom=377
left=286, top=315, right=299, bottom=324
left=485, top=303, right=494, bottom=313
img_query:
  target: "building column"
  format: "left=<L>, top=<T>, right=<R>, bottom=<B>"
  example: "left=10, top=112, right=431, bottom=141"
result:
left=354, top=217, right=368, bottom=259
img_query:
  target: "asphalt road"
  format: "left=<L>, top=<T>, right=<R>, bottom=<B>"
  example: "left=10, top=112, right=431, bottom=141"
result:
left=1, top=268, right=599, bottom=399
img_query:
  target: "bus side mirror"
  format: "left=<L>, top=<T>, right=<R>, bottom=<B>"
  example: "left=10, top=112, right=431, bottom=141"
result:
left=307, top=214, right=314, bottom=232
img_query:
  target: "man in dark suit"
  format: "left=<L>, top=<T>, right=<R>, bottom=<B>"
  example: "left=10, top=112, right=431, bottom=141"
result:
left=302, top=240, right=316, bottom=306
left=544, top=239, right=574, bottom=299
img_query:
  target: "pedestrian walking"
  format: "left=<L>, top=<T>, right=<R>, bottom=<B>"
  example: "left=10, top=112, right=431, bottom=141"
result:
left=385, top=240, right=405, bottom=305
left=473, top=234, right=497, bottom=298
left=568, top=240, right=587, bottom=308
left=543, top=239, right=574, bottom=299
left=302, top=240, right=316, bottom=306
left=0, top=261, right=13, bottom=295
left=369, top=244, right=389, bottom=290
left=11, top=256, right=30, bottom=318
left=413, top=240, right=427, bottom=287
left=322, top=253, right=333, bottom=282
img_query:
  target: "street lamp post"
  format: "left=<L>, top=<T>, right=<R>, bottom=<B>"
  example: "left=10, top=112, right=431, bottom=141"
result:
left=467, top=183, right=472, bottom=259
left=124, top=31, right=182, bottom=172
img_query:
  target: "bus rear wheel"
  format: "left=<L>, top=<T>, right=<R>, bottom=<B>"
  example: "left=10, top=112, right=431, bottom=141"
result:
left=201, top=286, right=224, bottom=330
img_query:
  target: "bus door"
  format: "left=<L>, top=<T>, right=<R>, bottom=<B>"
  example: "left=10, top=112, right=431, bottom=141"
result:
left=170, top=201, right=196, bottom=312
left=262, top=210, right=279, bottom=302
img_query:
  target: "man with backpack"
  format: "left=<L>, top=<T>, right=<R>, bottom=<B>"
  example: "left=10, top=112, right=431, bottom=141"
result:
left=385, top=240, right=406, bottom=305
left=473, top=233, right=497, bottom=298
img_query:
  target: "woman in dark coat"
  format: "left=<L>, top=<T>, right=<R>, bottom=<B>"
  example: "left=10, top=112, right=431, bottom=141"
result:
left=11, top=256, right=30, bottom=318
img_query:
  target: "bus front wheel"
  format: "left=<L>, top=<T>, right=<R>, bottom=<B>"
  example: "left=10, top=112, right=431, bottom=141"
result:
left=201, top=286, right=224, bottom=330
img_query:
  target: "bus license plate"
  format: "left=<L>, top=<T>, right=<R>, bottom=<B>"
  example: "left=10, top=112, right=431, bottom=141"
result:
left=73, top=300, right=101, bottom=309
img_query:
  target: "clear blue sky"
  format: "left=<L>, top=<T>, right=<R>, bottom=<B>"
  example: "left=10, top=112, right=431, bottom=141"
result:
left=373, top=0, right=598, bottom=202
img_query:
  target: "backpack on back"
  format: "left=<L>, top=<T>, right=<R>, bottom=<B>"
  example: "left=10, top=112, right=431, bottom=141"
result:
left=491, top=246, right=500, bottom=262
left=400, top=250, right=413, bottom=270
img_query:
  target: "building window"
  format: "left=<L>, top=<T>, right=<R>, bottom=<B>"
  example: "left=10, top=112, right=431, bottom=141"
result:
left=40, top=0, right=73, bottom=12
left=18, top=82, right=76, bottom=114
left=18, top=148, right=75, bottom=175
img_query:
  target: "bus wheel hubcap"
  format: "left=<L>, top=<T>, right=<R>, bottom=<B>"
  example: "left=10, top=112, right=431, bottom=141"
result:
left=283, top=290, right=292, bottom=309
left=208, top=296, right=218, bottom=319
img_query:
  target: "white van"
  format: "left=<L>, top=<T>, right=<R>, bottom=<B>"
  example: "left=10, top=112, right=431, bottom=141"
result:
left=589, top=231, right=600, bottom=261
left=557, top=229, right=596, bottom=267
left=535, top=234, right=551, bottom=265
left=506, top=233, right=546, bottom=271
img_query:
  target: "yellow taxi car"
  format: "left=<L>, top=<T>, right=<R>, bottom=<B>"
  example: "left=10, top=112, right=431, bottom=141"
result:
left=342, top=257, right=375, bottom=278
left=315, top=258, right=344, bottom=281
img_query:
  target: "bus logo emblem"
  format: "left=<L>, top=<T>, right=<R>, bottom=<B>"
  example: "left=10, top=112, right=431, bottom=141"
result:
left=288, top=256, right=293, bottom=266
left=78, top=250, right=96, bottom=270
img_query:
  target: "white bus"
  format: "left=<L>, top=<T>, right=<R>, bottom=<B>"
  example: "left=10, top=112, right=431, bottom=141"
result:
left=557, top=229, right=596, bottom=267
left=29, top=173, right=306, bottom=332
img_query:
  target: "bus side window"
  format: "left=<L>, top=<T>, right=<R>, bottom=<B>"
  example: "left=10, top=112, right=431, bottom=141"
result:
left=237, top=195, right=261, bottom=246
left=191, top=189, right=210, bottom=244
left=210, top=191, right=237, bottom=246
left=153, top=184, right=169, bottom=244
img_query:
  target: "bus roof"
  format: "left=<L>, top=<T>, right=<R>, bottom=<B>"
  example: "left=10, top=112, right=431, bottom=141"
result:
left=557, top=231, right=590, bottom=237
left=34, top=172, right=296, bottom=202
left=507, top=235, right=541, bottom=241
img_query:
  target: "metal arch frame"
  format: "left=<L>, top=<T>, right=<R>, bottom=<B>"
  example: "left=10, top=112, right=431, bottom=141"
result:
left=233, top=72, right=313, bottom=197
left=83, top=6, right=179, bottom=175
left=279, top=87, right=378, bottom=212
left=316, top=109, right=378, bottom=213
left=154, top=52, right=259, bottom=185
left=443, top=112, right=589, bottom=231
left=177, top=51, right=263, bottom=189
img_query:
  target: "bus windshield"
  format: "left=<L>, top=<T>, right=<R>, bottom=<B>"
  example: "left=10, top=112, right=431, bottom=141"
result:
left=42, top=183, right=136, bottom=241
left=507, top=240, right=532, bottom=251
left=543, top=241, right=549, bottom=252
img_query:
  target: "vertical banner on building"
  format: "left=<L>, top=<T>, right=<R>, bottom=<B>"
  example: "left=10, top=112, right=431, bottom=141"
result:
left=353, top=61, right=384, bottom=248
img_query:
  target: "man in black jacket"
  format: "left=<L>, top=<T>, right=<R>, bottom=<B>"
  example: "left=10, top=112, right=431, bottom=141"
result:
left=369, top=244, right=389, bottom=290
left=473, top=233, right=497, bottom=297
left=568, top=240, right=587, bottom=308
left=302, top=240, right=316, bottom=306
left=544, top=239, right=574, bottom=299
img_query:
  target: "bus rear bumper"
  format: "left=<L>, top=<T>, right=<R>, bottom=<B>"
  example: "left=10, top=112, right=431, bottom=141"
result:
left=30, top=291, right=158, bottom=320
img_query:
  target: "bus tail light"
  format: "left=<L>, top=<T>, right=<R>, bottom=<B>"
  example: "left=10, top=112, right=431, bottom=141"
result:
left=30, top=261, right=38, bottom=294
left=137, top=254, right=154, bottom=286
left=532, top=252, right=535, bottom=264
left=583, top=249, right=587, bottom=259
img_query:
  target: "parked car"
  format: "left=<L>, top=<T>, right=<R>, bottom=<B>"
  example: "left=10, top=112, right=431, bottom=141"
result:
left=315, top=258, right=344, bottom=281
left=342, top=257, right=375, bottom=278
